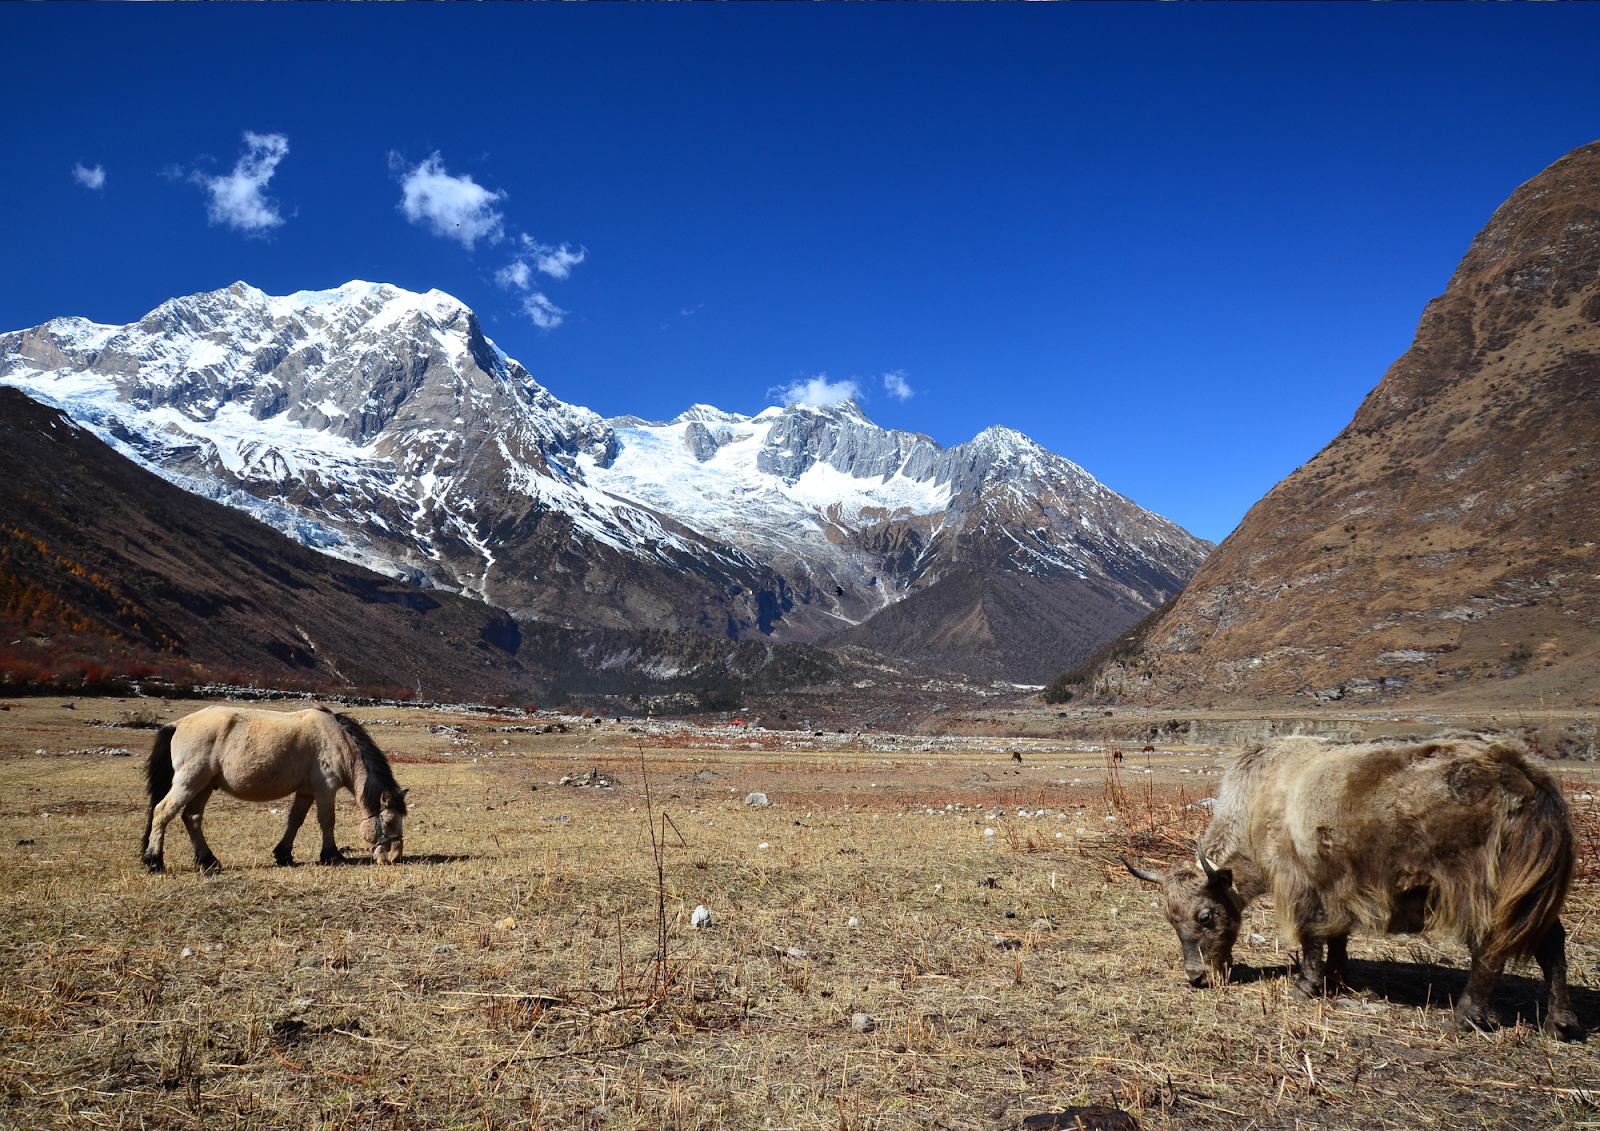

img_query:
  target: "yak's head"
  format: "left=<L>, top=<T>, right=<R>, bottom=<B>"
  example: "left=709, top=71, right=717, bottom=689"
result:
left=1125, top=842, right=1243, bottom=987
left=360, top=788, right=407, bottom=865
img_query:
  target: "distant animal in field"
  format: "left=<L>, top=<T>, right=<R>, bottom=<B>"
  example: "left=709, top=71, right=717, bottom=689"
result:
left=1124, top=732, right=1579, bottom=1038
left=1142, top=744, right=1155, bottom=753
left=139, top=705, right=407, bottom=874
left=1011, top=751, right=1023, bottom=763
left=1111, top=750, right=1123, bottom=763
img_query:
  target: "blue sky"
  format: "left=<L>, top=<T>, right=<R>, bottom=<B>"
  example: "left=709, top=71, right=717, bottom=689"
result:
left=4, top=6, right=1599, bottom=544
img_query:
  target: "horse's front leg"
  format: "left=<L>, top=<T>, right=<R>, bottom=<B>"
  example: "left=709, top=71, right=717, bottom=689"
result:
left=273, top=793, right=314, bottom=867
left=179, top=788, right=220, bottom=873
left=143, top=771, right=206, bottom=874
left=1325, top=934, right=1350, bottom=992
left=315, top=792, right=346, bottom=865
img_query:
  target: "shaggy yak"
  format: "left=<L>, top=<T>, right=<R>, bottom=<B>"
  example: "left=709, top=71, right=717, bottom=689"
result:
left=1125, top=732, right=1580, bottom=1038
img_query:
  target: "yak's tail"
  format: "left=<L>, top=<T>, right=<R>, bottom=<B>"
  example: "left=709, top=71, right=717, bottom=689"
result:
left=1489, top=772, right=1575, bottom=963
left=139, top=725, right=176, bottom=857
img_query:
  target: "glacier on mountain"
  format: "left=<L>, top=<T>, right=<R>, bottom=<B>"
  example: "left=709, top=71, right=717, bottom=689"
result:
left=1, top=280, right=1211, bottom=651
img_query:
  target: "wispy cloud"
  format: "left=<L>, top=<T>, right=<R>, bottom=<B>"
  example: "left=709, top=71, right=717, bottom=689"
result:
left=517, top=235, right=586, bottom=279
left=195, top=132, right=289, bottom=235
left=771, top=374, right=862, bottom=407
left=393, top=152, right=505, bottom=249
left=882, top=371, right=914, bottom=401
left=521, top=292, right=567, bottom=330
left=495, top=261, right=532, bottom=290
left=72, top=163, right=106, bottom=190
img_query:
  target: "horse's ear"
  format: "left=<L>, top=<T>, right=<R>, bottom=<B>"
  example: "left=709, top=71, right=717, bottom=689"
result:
left=400, top=789, right=409, bottom=800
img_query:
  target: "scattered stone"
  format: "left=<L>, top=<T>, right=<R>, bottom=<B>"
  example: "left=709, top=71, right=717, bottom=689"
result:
left=690, top=905, right=712, bottom=929
left=541, top=815, right=571, bottom=823
left=694, top=769, right=725, bottom=783
left=180, top=948, right=196, bottom=958
left=1030, top=918, right=1053, bottom=932
left=757, top=842, right=770, bottom=849
left=851, top=1012, right=875, bottom=1033
left=786, top=947, right=807, bottom=959
left=433, top=944, right=457, bottom=953
left=1005, top=910, right=1017, bottom=919
left=204, top=942, right=227, bottom=953
left=60, top=701, right=74, bottom=710
left=744, top=792, right=771, bottom=807
left=984, top=828, right=996, bottom=837
left=1250, top=933, right=1267, bottom=945
left=847, top=917, right=860, bottom=927
left=556, top=768, right=616, bottom=790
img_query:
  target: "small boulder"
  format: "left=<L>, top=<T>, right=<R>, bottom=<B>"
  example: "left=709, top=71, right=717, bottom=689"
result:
left=744, top=792, right=771, bottom=807
left=851, top=1012, right=875, bottom=1033
left=690, top=905, right=712, bottom=929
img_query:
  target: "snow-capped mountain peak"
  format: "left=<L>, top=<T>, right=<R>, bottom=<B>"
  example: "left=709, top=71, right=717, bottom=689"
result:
left=2, top=280, right=1211, bottom=671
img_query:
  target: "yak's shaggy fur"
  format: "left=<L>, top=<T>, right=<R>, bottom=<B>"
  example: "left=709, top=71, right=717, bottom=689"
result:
left=1132, top=731, right=1580, bottom=1037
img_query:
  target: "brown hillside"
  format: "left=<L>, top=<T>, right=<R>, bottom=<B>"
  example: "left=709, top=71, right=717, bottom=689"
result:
left=1080, top=140, right=1600, bottom=708
left=0, top=388, right=536, bottom=701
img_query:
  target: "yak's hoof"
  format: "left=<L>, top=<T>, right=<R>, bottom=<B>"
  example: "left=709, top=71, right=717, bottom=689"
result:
left=1291, top=979, right=1326, bottom=1000
left=273, top=850, right=295, bottom=867
left=1546, top=1013, right=1583, bottom=1041
left=1453, top=1009, right=1491, bottom=1034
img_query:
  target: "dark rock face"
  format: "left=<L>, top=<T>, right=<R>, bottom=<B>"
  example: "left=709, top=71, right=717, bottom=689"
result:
left=0, top=388, right=534, bottom=701
left=1083, top=140, right=1600, bottom=706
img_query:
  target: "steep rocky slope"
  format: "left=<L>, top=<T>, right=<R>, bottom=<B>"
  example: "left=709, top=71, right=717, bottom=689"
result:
left=1, top=282, right=1211, bottom=680
left=1073, top=140, right=1600, bottom=707
left=0, top=388, right=532, bottom=700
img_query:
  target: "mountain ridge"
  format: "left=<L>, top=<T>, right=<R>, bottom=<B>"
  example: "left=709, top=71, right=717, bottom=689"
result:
left=2, top=280, right=1212, bottom=681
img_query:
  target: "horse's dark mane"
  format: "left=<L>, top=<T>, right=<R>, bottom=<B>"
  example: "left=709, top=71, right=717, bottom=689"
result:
left=332, top=712, right=407, bottom=815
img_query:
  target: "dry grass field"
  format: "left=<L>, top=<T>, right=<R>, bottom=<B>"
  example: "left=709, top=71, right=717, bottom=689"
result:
left=3, top=696, right=1600, bottom=1130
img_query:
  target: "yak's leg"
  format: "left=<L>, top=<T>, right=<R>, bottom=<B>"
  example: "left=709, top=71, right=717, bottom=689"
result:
left=1536, top=919, right=1581, bottom=1040
left=1325, top=934, right=1350, bottom=992
left=142, top=767, right=210, bottom=874
left=179, top=788, right=220, bottom=873
left=272, top=794, right=314, bottom=867
left=1453, top=943, right=1506, bottom=1033
left=315, top=792, right=346, bottom=866
left=1292, top=934, right=1329, bottom=999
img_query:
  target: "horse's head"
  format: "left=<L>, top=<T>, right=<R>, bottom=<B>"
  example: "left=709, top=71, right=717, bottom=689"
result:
left=360, top=789, right=407, bottom=864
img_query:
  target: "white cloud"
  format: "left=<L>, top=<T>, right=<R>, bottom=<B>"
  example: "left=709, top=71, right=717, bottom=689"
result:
left=495, top=261, right=532, bottom=290
left=882, top=371, right=914, bottom=401
left=517, top=236, right=586, bottom=279
left=196, top=132, right=289, bottom=234
left=393, top=152, right=505, bottom=249
left=522, top=292, right=567, bottom=329
left=72, top=163, right=105, bottom=190
left=772, top=374, right=861, bottom=407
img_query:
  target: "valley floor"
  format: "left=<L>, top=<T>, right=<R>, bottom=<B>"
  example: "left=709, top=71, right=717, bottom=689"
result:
left=2, top=696, right=1599, bottom=1129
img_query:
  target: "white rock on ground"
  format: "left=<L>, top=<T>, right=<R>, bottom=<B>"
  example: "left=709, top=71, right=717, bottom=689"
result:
left=690, top=905, right=712, bottom=928
left=851, top=1013, right=875, bottom=1033
left=745, top=792, right=771, bottom=807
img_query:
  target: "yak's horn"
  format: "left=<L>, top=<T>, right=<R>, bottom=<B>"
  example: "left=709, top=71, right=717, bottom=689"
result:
left=1196, top=838, right=1220, bottom=881
left=1121, top=854, right=1164, bottom=884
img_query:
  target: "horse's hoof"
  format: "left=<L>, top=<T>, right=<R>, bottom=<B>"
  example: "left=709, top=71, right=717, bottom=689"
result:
left=1453, top=1010, right=1491, bottom=1034
left=273, top=850, right=294, bottom=867
left=197, top=857, right=221, bottom=875
left=1291, top=980, right=1323, bottom=1001
left=142, top=855, right=164, bottom=875
left=319, top=853, right=348, bottom=867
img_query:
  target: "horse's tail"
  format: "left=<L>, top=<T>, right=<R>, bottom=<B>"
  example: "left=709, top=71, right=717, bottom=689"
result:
left=140, top=725, right=177, bottom=857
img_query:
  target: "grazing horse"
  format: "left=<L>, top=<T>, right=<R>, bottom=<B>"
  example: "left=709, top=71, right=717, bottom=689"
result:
left=139, top=705, right=407, bottom=873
